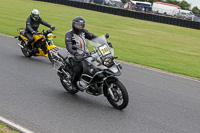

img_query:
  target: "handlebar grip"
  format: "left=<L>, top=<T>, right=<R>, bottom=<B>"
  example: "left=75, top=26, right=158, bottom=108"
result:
left=91, top=58, right=95, bottom=62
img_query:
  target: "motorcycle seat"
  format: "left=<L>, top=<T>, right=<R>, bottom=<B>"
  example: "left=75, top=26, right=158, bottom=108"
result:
left=58, top=48, right=70, bottom=60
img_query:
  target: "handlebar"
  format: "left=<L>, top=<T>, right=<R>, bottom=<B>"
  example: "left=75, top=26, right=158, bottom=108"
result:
left=73, top=53, right=92, bottom=62
left=42, top=29, right=53, bottom=36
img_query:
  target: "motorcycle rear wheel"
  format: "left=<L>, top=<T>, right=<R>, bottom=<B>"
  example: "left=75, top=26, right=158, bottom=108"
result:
left=21, top=41, right=32, bottom=57
left=106, top=80, right=129, bottom=110
left=60, top=78, right=78, bottom=94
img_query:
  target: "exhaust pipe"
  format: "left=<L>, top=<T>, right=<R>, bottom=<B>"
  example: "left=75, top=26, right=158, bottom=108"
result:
left=18, top=43, right=24, bottom=48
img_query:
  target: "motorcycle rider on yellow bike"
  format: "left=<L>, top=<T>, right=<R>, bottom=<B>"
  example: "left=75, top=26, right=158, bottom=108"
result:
left=24, top=9, right=55, bottom=53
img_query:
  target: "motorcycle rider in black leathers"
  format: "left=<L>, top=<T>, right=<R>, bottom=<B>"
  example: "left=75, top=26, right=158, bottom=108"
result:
left=64, top=17, right=97, bottom=87
left=24, top=9, right=55, bottom=53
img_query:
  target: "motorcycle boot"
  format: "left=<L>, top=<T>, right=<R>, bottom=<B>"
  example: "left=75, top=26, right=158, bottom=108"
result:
left=24, top=33, right=34, bottom=53
left=71, top=73, right=84, bottom=91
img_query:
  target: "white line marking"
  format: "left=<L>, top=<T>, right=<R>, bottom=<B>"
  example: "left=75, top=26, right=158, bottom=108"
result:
left=0, top=116, right=34, bottom=133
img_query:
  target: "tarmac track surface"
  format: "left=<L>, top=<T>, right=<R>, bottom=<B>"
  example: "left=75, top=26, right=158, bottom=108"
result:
left=0, top=35, right=200, bottom=133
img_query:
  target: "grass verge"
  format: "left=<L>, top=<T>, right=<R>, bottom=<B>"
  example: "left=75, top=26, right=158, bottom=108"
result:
left=0, top=123, right=19, bottom=133
left=0, top=0, right=200, bottom=79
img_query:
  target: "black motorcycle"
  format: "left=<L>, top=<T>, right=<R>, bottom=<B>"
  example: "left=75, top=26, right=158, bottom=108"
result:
left=52, top=34, right=129, bottom=110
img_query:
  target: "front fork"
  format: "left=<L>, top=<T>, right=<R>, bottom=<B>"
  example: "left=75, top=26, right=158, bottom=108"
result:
left=103, top=76, right=118, bottom=97
left=108, top=85, right=115, bottom=100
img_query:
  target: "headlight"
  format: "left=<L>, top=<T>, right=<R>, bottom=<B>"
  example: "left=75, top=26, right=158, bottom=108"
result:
left=103, top=57, right=113, bottom=67
left=47, top=33, right=55, bottom=41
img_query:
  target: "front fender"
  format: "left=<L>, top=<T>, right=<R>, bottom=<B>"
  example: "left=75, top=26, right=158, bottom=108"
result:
left=103, top=76, right=118, bottom=97
left=47, top=45, right=57, bottom=51
left=104, top=76, right=118, bottom=83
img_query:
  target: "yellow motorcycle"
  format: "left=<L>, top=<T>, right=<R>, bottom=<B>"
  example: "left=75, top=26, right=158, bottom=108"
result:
left=16, top=28, right=59, bottom=62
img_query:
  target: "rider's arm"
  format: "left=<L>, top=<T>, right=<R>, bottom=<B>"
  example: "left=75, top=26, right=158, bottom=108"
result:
left=39, top=17, right=52, bottom=28
left=84, top=29, right=97, bottom=40
left=26, top=16, right=34, bottom=33
left=65, top=31, right=77, bottom=55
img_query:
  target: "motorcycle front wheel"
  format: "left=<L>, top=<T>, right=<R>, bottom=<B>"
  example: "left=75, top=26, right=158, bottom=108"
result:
left=106, top=80, right=129, bottom=110
left=21, top=41, right=32, bottom=57
left=60, top=78, right=78, bottom=94
left=48, top=51, right=53, bottom=63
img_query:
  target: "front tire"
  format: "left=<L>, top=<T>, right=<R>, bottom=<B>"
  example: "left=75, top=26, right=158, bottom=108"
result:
left=48, top=50, right=53, bottom=63
left=21, top=41, right=32, bottom=57
left=106, top=80, right=129, bottom=110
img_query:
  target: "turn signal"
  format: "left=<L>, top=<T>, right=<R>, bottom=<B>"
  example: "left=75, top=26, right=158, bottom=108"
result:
left=114, top=56, right=118, bottom=59
left=97, top=63, right=102, bottom=66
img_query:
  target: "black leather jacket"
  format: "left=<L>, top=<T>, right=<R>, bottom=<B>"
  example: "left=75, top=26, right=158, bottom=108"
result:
left=25, top=15, right=51, bottom=33
left=65, top=29, right=96, bottom=55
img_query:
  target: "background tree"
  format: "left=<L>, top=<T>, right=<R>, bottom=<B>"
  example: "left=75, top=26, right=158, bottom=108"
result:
left=178, top=0, right=191, bottom=10
left=165, top=0, right=180, bottom=6
left=146, top=0, right=163, bottom=3
left=127, top=0, right=163, bottom=3
left=192, top=6, right=200, bottom=16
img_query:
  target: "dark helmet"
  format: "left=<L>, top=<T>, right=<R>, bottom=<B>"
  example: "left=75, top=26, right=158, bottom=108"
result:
left=31, top=9, right=40, bottom=21
left=72, top=16, right=85, bottom=34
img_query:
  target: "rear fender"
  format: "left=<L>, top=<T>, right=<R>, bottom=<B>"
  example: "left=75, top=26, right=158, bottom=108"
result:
left=16, top=28, right=28, bottom=42
left=19, top=35, right=28, bottom=42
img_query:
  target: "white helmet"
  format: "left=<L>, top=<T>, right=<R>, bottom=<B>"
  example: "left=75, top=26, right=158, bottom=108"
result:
left=31, top=9, right=40, bottom=21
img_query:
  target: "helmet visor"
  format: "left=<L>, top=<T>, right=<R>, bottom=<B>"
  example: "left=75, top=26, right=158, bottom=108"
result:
left=33, top=14, right=39, bottom=21
left=74, top=22, right=85, bottom=30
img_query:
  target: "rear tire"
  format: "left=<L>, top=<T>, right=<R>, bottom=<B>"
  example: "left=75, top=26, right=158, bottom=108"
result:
left=60, top=78, right=78, bottom=94
left=21, top=41, right=32, bottom=57
left=106, top=80, right=129, bottom=110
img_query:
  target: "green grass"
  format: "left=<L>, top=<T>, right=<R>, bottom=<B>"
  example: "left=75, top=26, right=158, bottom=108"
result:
left=0, top=123, right=19, bottom=133
left=1, top=0, right=200, bottom=79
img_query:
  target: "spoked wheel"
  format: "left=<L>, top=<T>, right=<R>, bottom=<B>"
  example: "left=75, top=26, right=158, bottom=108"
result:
left=21, top=41, right=32, bottom=57
left=106, top=80, right=129, bottom=110
left=60, top=78, right=78, bottom=94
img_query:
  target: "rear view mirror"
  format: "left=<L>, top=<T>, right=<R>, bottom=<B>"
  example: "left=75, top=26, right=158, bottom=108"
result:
left=106, top=33, right=109, bottom=39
